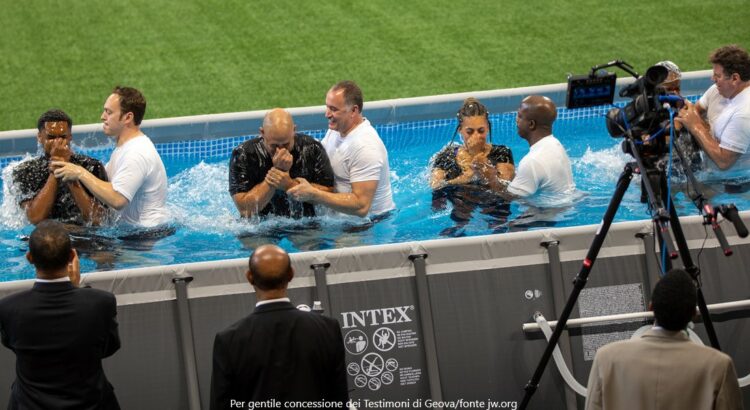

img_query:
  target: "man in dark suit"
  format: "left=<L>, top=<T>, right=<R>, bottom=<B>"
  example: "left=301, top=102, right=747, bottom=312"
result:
left=0, top=220, right=120, bottom=410
left=585, top=269, right=743, bottom=410
left=210, top=244, right=349, bottom=409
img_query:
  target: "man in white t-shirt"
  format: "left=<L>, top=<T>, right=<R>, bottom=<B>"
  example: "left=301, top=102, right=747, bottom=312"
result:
left=676, top=44, right=750, bottom=171
left=506, top=95, right=575, bottom=202
left=52, top=86, right=169, bottom=227
left=288, top=81, right=396, bottom=217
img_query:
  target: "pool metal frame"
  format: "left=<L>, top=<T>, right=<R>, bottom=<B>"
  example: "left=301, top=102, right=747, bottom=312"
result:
left=1, top=71, right=748, bottom=410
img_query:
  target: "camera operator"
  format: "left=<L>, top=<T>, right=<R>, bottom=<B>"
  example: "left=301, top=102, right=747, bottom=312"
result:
left=676, top=45, right=750, bottom=172
left=648, top=61, right=702, bottom=174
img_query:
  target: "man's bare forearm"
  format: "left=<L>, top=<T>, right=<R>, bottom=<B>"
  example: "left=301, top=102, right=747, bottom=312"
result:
left=308, top=189, right=371, bottom=217
left=233, top=181, right=275, bottom=217
left=77, top=170, right=129, bottom=210
left=23, top=174, right=58, bottom=224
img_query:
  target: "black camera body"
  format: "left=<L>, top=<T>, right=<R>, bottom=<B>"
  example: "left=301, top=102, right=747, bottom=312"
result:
left=605, top=65, right=673, bottom=145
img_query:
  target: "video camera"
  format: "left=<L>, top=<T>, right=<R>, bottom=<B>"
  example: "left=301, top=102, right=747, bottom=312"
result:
left=567, top=60, right=685, bottom=159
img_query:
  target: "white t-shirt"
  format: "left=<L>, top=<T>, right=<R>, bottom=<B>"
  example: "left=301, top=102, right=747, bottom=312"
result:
left=106, top=134, right=169, bottom=227
left=507, top=134, right=575, bottom=203
left=699, top=84, right=750, bottom=171
left=321, top=119, right=396, bottom=216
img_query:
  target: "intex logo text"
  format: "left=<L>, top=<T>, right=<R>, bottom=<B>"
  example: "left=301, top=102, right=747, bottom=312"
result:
left=340, top=306, right=414, bottom=329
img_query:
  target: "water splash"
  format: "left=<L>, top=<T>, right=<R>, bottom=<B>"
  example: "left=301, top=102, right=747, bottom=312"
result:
left=0, top=157, right=32, bottom=230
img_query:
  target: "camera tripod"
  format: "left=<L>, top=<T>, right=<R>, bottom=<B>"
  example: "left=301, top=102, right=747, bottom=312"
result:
left=518, top=135, right=747, bottom=409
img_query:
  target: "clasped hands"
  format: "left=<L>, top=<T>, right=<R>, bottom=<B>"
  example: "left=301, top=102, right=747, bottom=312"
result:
left=266, top=147, right=316, bottom=201
left=45, top=140, right=84, bottom=182
left=265, top=148, right=300, bottom=192
left=448, top=152, right=493, bottom=185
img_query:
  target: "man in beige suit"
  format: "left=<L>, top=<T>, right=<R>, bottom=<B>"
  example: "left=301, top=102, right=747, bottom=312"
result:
left=585, top=269, right=743, bottom=410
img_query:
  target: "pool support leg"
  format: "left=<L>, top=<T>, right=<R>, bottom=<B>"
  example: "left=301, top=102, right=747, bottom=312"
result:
left=409, top=253, right=444, bottom=401
left=541, top=240, right=578, bottom=410
left=172, top=273, right=202, bottom=410
left=311, top=263, right=332, bottom=315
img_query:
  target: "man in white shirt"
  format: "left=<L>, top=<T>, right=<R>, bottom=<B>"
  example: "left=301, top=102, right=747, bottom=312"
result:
left=288, top=81, right=396, bottom=217
left=676, top=44, right=750, bottom=171
left=52, top=86, right=169, bottom=227
left=506, top=95, right=575, bottom=202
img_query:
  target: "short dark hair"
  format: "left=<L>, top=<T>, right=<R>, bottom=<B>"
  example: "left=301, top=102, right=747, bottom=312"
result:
left=331, top=80, right=363, bottom=112
left=651, top=269, right=697, bottom=331
left=28, top=220, right=72, bottom=272
left=710, top=44, right=750, bottom=81
left=112, top=86, right=147, bottom=125
left=37, top=109, right=72, bottom=132
left=248, top=249, right=292, bottom=291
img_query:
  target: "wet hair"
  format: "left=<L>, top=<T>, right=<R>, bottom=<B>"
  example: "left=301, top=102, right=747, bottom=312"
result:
left=248, top=247, right=293, bottom=291
left=28, top=220, right=72, bottom=272
left=710, top=44, right=750, bottom=81
left=651, top=269, right=697, bottom=331
left=37, top=109, right=72, bottom=132
left=112, top=86, right=147, bottom=125
left=451, top=97, right=492, bottom=144
left=330, top=80, right=364, bottom=112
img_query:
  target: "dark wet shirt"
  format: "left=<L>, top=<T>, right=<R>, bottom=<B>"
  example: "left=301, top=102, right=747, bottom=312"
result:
left=432, top=144, right=514, bottom=181
left=12, top=154, right=108, bottom=225
left=228, top=133, right=334, bottom=218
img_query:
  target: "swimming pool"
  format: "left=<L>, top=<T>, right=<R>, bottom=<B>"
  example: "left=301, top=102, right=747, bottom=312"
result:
left=2, top=80, right=747, bottom=281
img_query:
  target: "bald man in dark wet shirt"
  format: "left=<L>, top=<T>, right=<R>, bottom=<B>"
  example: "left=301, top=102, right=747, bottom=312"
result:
left=228, top=108, right=334, bottom=218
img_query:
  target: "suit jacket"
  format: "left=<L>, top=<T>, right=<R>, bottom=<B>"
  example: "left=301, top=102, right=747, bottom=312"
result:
left=210, top=301, right=348, bottom=409
left=585, top=328, right=743, bottom=410
left=0, top=281, right=120, bottom=410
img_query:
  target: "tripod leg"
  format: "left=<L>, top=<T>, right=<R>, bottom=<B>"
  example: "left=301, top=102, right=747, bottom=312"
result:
left=667, top=203, right=722, bottom=350
left=519, top=165, right=634, bottom=409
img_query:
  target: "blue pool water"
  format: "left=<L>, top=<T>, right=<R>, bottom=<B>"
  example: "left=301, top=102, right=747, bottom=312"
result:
left=1, top=100, right=748, bottom=281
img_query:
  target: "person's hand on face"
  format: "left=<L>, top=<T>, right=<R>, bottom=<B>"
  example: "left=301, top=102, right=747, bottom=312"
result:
left=48, top=138, right=72, bottom=162
left=272, top=148, right=293, bottom=172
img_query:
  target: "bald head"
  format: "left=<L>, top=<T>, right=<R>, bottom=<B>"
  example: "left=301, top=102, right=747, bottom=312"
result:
left=248, top=244, right=293, bottom=291
left=521, top=96, right=557, bottom=128
left=263, top=108, right=294, bottom=131
left=260, top=108, right=296, bottom=154
left=516, top=95, right=557, bottom=143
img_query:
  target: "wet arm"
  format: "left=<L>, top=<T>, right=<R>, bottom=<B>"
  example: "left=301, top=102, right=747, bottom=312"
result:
left=690, top=124, right=740, bottom=170
left=67, top=181, right=107, bottom=225
left=677, top=101, right=740, bottom=170
left=22, top=174, right=58, bottom=224
left=76, top=170, right=129, bottom=210
left=430, top=168, right=447, bottom=190
left=232, top=180, right=275, bottom=217
left=477, top=163, right=514, bottom=193
left=306, top=180, right=377, bottom=217
left=310, top=183, right=334, bottom=193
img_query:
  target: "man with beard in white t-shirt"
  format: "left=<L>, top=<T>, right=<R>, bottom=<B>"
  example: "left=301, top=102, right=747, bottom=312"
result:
left=288, top=81, right=396, bottom=217
left=52, top=86, right=169, bottom=228
left=677, top=44, right=750, bottom=172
